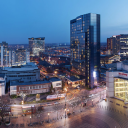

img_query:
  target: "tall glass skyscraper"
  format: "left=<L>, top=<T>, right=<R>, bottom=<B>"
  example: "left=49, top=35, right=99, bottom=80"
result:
left=70, top=13, right=100, bottom=88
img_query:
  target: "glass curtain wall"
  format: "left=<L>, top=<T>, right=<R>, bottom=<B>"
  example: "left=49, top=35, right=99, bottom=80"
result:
left=114, top=78, right=128, bottom=102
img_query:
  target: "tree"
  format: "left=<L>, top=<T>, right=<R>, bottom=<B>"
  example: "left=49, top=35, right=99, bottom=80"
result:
left=19, top=91, right=27, bottom=104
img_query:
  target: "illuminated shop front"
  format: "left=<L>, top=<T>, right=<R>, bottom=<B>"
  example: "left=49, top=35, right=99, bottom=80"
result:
left=106, top=60, right=128, bottom=103
left=114, top=78, right=128, bottom=102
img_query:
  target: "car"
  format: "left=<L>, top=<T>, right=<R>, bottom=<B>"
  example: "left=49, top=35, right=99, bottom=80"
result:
left=88, top=94, right=94, bottom=98
left=47, top=103, right=52, bottom=106
left=54, top=102, right=59, bottom=105
left=33, top=122, right=38, bottom=125
left=67, top=112, right=71, bottom=117
left=76, top=85, right=80, bottom=88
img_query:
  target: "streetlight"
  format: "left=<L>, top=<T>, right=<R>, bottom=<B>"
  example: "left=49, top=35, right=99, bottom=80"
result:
left=64, top=88, right=67, bottom=118
left=55, top=104, right=58, bottom=120
left=30, top=116, right=31, bottom=124
left=92, top=100, right=93, bottom=106
left=65, top=108, right=66, bottom=118
left=9, top=112, right=10, bottom=123
left=21, top=100, right=24, bottom=105
left=48, top=113, right=50, bottom=123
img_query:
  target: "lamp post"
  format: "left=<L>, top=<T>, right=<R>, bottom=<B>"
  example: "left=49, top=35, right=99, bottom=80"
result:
left=38, top=114, right=40, bottom=124
left=30, top=116, right=31, bottom=124
left=21, top=100, right=24, bottom=105
left=9, top=112, right=10, bottom=123
left=92, top=100, right=93, bottom=106
left=100, top=91, right=101, bottom=99
left=48, top=113, right=50, bottom=123
left=64, top=88, right=67, bottom=118
left=65, top=108, right=66, bottom=118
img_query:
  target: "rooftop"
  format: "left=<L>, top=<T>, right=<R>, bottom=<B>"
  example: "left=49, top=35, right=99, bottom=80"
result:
left=28, top=37, right=45, bottom=40
left=10, top=80, right=50, bottom=86
left=66, top=76, right=82, bottom=82
left=3, top=62, right=39, bottom=71
left=49, top=77, right=61, bottom=82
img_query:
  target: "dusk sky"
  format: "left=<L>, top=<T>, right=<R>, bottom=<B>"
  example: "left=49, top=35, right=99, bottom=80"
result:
left=0, top=0, right=128, bottom=44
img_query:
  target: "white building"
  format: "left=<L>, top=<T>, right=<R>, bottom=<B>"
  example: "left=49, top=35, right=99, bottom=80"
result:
left=106, top=60, right=128, bottom=103
left=0, top=42, right=9, bottom=67
left=0, top=62, right=40, bottom=83
left=10, top=80, right=51, bottom=95
left=9, top=49, right=30, bottom=66
left=50, top=77, right=62, bottom=89
left=0, top=74, right=6, bottom=96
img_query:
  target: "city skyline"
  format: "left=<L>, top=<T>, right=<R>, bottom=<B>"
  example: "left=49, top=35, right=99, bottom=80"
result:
left=0, top=0, right=128, bottom=44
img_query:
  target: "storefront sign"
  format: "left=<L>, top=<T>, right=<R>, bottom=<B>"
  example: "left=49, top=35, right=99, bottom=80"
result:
left=119, top=72, right=127, bottom=77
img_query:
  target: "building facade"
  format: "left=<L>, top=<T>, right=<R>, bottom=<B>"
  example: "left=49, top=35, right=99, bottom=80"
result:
left=119, top=34, right=128, bottom=59
left=49, top=77, right=62, bottom=89
left=0, top=42, right=9, bottom=67
left=107, top=34, right=128, bottom=60
left=106, top=60, right=128, bottom=103
left=10, top=80, right=51, bottom=95
left=70, top=13, right=100, bottom=88
left=29, top=37, right=45, bottom=56
left=8, top=49, right=30, bottom=66
left=0, top=62, right=40, bottom=83
left=107, top=35, right=120, bottom=55
left=0, top=74, right=6, bottom=96
left=107, top=38, right=113, bottom=55
left=15, top=49, right=30, bottom=65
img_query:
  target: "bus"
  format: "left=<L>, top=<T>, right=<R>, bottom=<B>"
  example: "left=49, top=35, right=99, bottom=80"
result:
left=46, top=94, right=66, bottom=100
left=22, top=105, right=36, bottom=115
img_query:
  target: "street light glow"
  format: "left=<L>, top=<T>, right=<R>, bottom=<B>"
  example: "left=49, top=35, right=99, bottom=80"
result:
left=65, top=88, right=67, bottom=92
left=93, top=71, right=96, bottom=78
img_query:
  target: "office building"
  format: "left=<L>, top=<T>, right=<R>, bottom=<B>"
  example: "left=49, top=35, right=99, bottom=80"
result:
left=106, top=60, right=128, bottom=103
left=15, top=49, right=30, bottom=64
left=107, top=35, right=120, bottom=55
left=0, top=74, right=6, bottom=96
left=10, top=80, right=51, bottom=95
left=29, top=37, right=45, bottom=56
left=70, top=13, right=100, bottom=88
left=9, top=50, right=15, bottom=66
left=8, top=49, right=30, bottom=66
left=107, top=34, right=128, bottom=60
left=0, top=42, right=9, bottom=67
left=0, top=62, right=40, bottom=83
left=119, top=34, right=128, bottom=59
left=107, top=38, right=113, bottom=54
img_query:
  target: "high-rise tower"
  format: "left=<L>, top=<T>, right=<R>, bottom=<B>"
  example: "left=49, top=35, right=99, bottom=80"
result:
left=70, top=13, right=100, bottom=88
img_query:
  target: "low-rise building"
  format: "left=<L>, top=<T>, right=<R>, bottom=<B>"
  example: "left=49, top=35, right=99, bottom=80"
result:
left=106, top=60, right=128, bottom=103
left=66, top=76, right=84, bottom=87
left=49, top=77, right=62, bottom=89
left=10, top=80, right=51, bottom=95
left=0, top=62, right=40, bottom=83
